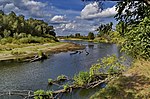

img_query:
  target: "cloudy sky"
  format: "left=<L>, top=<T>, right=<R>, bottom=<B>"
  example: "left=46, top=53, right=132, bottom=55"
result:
left=0, top=0, right=118, bottom=36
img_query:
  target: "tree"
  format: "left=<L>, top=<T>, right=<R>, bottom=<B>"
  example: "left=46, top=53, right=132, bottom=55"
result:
left=75, top=33, right=81, bottom=38
left=116, top=21, right=126, bottom=36
left=0, top=11, right=57, bottom=39
left=96, top=22, right=113, bottom=36
left=115, top=0, right=150, bottom=25
left=88, top=32, right=95, bottom=40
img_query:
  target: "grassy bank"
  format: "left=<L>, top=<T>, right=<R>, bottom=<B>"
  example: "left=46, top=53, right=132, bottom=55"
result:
left=90, top=59, right=150, bottom=99
left=58, top=37, right=87, bottom=41
left=0, top=42, right=84, bottom=62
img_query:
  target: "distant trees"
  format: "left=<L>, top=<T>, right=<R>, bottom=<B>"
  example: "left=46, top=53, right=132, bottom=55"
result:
left=0, top=11, right=56, bottom=39
left=88, top=32, right=95, bottom=40
left=96, top=22, right=113, bottom=37
left=75, top=33, right=81, bottom=38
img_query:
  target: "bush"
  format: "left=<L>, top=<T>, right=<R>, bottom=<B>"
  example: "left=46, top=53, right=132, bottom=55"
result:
left=34, top=90, right=53, bottom=99
left=122, top=17, right=150, bottom=59
left=11, top=50, right=26, bottom=55
left=88, top=32, right=95, bottom=40
left=0, top=37, right=13, bottom=44
left=73, top=71, right=91, bottom=86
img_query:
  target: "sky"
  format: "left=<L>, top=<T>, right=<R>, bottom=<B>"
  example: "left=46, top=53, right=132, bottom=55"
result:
left=0, top=0, right=118, bottom=36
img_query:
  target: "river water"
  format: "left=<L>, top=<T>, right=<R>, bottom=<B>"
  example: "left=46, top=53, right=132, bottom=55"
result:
left=0, top=40, right=130, bottom=99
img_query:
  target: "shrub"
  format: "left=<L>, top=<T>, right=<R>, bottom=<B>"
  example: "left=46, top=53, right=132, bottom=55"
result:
left=34, top=90, right=53, bottom=99
left=73, top=71, right=91, bottom=86
left=0, top=37, right=13, bottom=44
left=11, top=50, right=26, bottom=55
left=122, top=17, right=150, bottom=59
left=88, top=32, right=95, bottom=40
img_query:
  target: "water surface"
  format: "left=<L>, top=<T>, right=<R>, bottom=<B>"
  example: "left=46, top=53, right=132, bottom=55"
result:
left=0, top=40, right=129, bottom=99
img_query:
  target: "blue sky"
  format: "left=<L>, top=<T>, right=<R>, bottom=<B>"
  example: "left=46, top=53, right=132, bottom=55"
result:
left=0, top=0, right=118, bottom=36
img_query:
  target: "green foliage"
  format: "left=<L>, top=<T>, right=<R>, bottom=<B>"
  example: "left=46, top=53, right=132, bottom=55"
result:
left=96, top=22, right=113, bottom=37
left=0, top=11, right=57, bottom=44
left=73, top=55, right=126, bottom=87
left=122, top=17, right=150, bottom=59
left=48, top=78, right=53, bottom=84
left=63, top=84, right=69, bottom=91
left=89, top=63, right=101, bottom=77
left=34, top=90, right=45, bottom=99
left=101, top=55, right=126, bottom=74
left=3, top=29, right=11, bottom=38
left=73, top=71, right=91, bottom=86
left=38, top=50, right=44, bottom=57
left=11, top=50, right=26, bottom=55
left=109, top=31, right=125, bottom=45
left=75, top=33, right=81, bottom=38
left=57, top=74, right=67, bottom=81
left=34, top=90, right=53, bottom=99
left=0, top=35, right=55, bottom=44
left=116, top=21, right=126, bottom=36
left=88, top=32, right=95, bottom=40
left=115, top=0, right=150, bottom=25
left=0, top=37, right=13, bottom=44
left=90, top=55, right=126, bottom=75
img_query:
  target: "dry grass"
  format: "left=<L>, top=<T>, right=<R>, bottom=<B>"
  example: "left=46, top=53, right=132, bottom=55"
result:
left=0, top=42, right=84, bottom=61
left=90, top=59, right=150, bottom=99
left=125, top=59, right=150, bottom=78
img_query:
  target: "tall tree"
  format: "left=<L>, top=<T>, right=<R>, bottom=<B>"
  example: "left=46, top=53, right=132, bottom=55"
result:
left=96, top=22, right=113, bottom=36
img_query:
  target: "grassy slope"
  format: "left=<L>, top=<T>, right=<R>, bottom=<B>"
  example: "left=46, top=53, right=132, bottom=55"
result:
left=0, top=42, right=84, bottom=61
left=90, top=59, right=150, bottom=99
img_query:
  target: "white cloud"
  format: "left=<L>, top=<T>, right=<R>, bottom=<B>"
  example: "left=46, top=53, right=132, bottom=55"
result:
left=55, top=22, right=76, bottom=32
left=78, top=2, right=117, bottom=19
left=23, top=0, right=46, bottom=7
left=4, top=3, right=20, bottom=13
left=22, top=0, right=46, bottom=17
left=51, top=15, right=67, bottom=23
left=0, top=0, right=47, bottom=18
left=0, top=5, right=3, bottom=10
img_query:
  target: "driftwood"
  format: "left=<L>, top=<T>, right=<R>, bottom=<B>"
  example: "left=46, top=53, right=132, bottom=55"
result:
left=26, top=78, right=109, bottom=99
left=27, top=74, right=117, bottom=99
left=70, top=50, right=88, bottom=55
left=30, top=53, right=47, bottom=62
left=70, top=51, right=79, bottom=55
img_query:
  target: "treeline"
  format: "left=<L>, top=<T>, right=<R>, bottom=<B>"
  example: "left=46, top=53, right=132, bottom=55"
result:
left=0, top=10, right=58, bottom=44
left=59, top=32, right=95, bottom=40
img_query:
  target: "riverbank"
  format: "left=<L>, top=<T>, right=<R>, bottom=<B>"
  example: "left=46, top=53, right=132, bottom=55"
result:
left=90, top=59, right=150, bottom=99
left=59, top=36, right=124, bottom=45
left=0, top=42, right=85, bottom=62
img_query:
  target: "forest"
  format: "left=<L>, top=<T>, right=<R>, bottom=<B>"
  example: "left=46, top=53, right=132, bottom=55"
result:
left=0, top=10, right=58, bottom=44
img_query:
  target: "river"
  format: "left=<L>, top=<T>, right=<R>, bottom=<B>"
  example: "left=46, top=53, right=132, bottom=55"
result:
left=0, top=40, right=130, bottom=99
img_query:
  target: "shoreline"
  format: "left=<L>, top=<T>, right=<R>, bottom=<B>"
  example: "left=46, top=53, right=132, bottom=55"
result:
left=0, top=42, right=85, bottom=62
